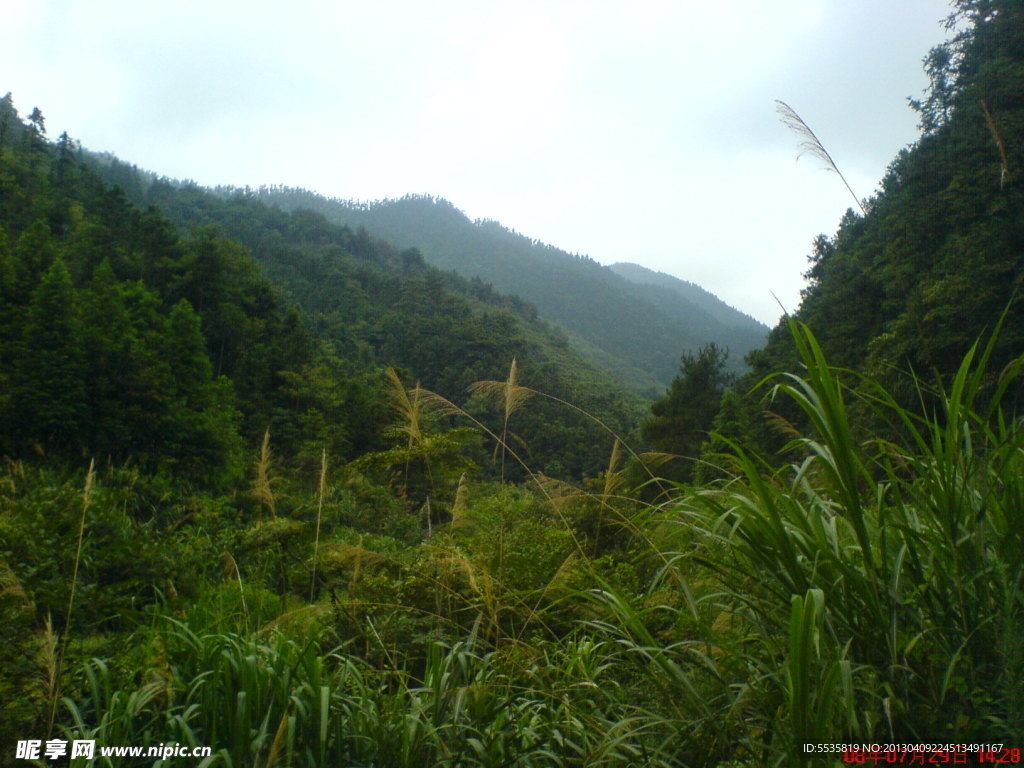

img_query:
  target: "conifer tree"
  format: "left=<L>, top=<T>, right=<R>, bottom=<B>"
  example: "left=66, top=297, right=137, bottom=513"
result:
left=159, top=298, right=243, bottom=485
left=11, top=256, right=85, bottom=450
left=641, top=343, right=732, bottom=480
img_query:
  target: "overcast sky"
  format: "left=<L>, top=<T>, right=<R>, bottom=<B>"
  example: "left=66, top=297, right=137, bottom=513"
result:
left=4, top=0, right=955, bottom=325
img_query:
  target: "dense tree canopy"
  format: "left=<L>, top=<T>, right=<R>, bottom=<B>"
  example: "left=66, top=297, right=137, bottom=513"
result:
left=0, top=95, right=646, bottom=485
left=85, top=154, right=646, bottom=479
left=227, top=189, right=767, bottom=391
left=641, top=343, right=733, bottom=480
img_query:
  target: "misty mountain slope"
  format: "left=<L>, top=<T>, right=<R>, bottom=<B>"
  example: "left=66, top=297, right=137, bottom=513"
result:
left=608, top=262, right=764, bottom=331
left=64, top=150, right=648, bottom=479
left=247, top=190, right=768, bottom=387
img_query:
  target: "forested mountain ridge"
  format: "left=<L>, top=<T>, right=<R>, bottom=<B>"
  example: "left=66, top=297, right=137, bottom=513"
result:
left=227, top=189, right=768, bottom=390
left=608, top=261, right=763, bottom=332
left=0, top=93, right=645, bottom=482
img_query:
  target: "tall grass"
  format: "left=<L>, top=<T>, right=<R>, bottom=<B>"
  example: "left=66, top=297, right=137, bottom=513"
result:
left=45, top=459, right=95, bottom=739
left=252, top=429, right=276, bottom=518
left=588, top=319, right=1024, bottom=763
left=309, top=448, right=328, bottom=603
left=59, top=619, right=671, bottom=767
left=50, top=321, right=1024, bottom=765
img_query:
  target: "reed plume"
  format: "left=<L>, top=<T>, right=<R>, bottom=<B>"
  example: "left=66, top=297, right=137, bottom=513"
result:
left=310, top=448, right=328, bottom=603
left=469, top=357, right=534, bottom=484
left=253, top=429, right=276, bottom=518
left=776, top=100, right=866, bottom=215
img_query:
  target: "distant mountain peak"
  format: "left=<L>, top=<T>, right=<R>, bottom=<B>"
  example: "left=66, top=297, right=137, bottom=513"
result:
left=242, top=188, right=768, bottom=389
left=608, top=262, right=766, bottom=332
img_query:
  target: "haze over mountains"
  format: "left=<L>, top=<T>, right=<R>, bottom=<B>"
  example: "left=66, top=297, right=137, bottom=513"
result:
left=236, top=189, right=768, bottom=391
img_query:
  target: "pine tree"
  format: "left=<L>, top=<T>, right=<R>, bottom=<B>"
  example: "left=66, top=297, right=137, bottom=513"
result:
left=158, top=299, right=243, bottom=486
left=641, top=343, right=733, bottom=480
left=10, top=257, right=86, bottom=450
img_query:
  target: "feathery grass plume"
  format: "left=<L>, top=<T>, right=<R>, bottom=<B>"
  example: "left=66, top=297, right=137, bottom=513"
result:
left=0, top=558, right=31, bottom=615
left=223, top=552, right=250, bottom=632
left=763, top=408, right=802, bottom=440
left=253, top=429, right=276, bottom=518
left=351, top=536, right=367, bottom=591
left=385, top=366, right=425, bottom=448
left=422, top=496, right=432, bottom=536
left=464, top=361, right=541, bottom=591
left=383, top=366, right=459, bottom=499
left=468, top=357, right=534, bottom=483
left=264, top=709, right=291, bottom=768
left=588, top=440, right=626, bottom=554
left=600, top=439, right=624, bottom=504
left=980, top=98, right=1010, bottom=188
left=62, top=459, right=94, bottom=641
left=385, top=366, right=460, bottom=441
left=537, top=552, right=580, bottom=604
left=310, top=448, right=328, bottom=603
left=2, top=457, right=24, bottom=495
left=48, top=459, right=94, bottom=737
left=634, top=450, right=678, bottom=474
left=40, top=614, right=59, bottom=739
left=450, top=472, right=470, bottom=529
left=776, top=100, right=866, bottom=215
left=437, top=545, right=501, bottom=635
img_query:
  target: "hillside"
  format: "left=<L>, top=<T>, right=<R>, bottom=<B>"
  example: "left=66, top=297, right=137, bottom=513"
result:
left=608, top=262, right=764, bottom=332
left=1, top=95, right=645, bottom=483
left=3, top=2, right=1024, bottom=761
left=752, top=0, right=1024, bottom=381
left=239, top=190, right=768, bottom=389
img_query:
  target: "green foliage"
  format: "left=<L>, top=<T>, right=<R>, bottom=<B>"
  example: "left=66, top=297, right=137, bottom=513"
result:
left=0, top=553, right=41, bottom=745
left=244, top=191, right=767, bottom=389
left=7, top=318, right=1020, bottom=766
left=80, top=161, right=648, bottom=479
left=59, top=623, right=672, bottom=768
left=613, top=322, right=1023, bottom=763
left=450, top=485, right=575, bottom=595
left=10, top=256, right=86, bottom=448
left=0, top=99, right=392, bottom=485
left=735, top=0, right=1024, bottom=444
left=0, top=464, right=189, bottom=633
left=642, top=343, right=733, bottom=481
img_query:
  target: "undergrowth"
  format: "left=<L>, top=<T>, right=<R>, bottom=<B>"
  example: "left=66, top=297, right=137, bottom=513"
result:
left=3, top=320, right=1022, bottom=767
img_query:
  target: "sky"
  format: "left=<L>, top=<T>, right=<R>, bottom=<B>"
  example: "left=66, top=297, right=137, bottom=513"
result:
left=3, top=0, right=956, bottom=326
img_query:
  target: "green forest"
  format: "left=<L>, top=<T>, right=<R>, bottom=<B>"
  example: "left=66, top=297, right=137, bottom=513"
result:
left=219, top=188, right=768, bottom=391
left=2, top=0, right=1023, bottom=765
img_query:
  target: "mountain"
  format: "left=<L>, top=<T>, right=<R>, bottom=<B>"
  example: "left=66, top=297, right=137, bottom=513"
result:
left=0, top=95, right=647, bottom=481
left=238, top=190, right=768, bottom=391
left=608, top=262, right=763, bottom=332
left=5, top=5, right=1022, bottom=759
